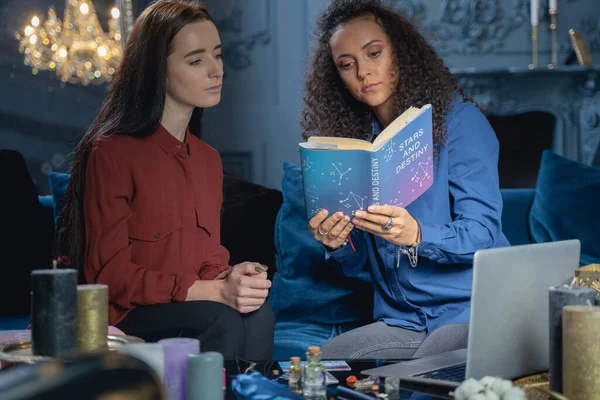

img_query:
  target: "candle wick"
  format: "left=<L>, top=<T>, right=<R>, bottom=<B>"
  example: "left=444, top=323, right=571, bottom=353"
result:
left=52, top=259, right=57, bottom=270
left=586, top=299, right=593, bottom=307
left=569, top=276, right=577, bottom=287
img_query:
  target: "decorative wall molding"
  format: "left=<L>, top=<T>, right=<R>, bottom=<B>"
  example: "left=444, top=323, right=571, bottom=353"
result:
left=221, top=152, right=253, bottom=181
left=213, top=0, right=272, bottom=71
left=454, top=66, right=600, bottom=165
left=386, top=0, right=590, bottom=56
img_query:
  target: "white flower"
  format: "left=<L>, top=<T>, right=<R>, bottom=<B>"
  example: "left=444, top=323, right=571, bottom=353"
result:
left=502, top=387, right=527, bottom=400
left=491, top=379, right=513, bottom=396
left=484, top=389, right=500, bottom=400
left=468, top=394, right=487, bottom=400
left=454, top=376, right=526, bottom=400
left=479, top=376, right=497, bottom=389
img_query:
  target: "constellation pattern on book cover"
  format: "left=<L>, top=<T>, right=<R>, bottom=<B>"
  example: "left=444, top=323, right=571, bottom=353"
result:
left=310, top=207, right=324, bottom=217
left=339, top=191, right=368, bottom=212
left=392, top=192, right=404, bottom=207
left=301, top=155, right=314, bottom=172
left=306, top=187, right=319, bottom=203
left=410, top=157, right=432, bottom=188
left=383, top=141, right=396, bottom=162
left=330, top=162, right=352, bottom=186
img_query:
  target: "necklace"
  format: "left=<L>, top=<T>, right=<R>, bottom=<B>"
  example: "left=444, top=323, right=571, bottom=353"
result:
left=367, top=115, right=376, bottom=143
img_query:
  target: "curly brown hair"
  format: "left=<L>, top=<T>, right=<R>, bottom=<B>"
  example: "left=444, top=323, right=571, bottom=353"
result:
left=301, top=0, right=474, bottom=153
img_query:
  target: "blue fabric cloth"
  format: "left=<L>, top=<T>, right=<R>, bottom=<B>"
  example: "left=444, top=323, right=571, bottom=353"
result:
left=272, top=321, right=361, bottom=360
left=326, top=102, right=510, bottom=334
left=0, top=315, right=30, bottom=330
left=529, top=150, right=600, bottom=266
left=48, top=172, right=71, bottom=228
left=232, top=372, right=302, bottom=400
left=38, top=195, right=54, bottom=210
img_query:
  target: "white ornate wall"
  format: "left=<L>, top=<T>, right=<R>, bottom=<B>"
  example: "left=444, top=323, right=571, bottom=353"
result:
left=203, top=0, right=600, bottom=189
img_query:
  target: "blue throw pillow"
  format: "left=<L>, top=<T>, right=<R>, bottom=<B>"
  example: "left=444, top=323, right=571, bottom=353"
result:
left=529, top=150, right=600, bottom=265
left=48, top=172, right=71, bottom=228
left=268, top=161, right=372, bottom=325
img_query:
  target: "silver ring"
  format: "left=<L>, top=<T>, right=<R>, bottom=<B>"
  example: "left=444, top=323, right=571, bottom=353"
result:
left=318, top=226, right=328, bottom=236
left=382, top=217, right=394, bottom=231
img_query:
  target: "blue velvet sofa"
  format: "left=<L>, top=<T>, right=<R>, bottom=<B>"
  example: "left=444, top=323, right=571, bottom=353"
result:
left=2, top=150, right=599, bottom=361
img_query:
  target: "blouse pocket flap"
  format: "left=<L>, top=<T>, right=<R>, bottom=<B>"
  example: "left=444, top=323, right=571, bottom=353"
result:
left=195, top=206, right=215, bottom=237
left=128, top=210, right=182, bottom=242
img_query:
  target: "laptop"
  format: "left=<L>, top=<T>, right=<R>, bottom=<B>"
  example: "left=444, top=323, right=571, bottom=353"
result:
left=361, top=239, right=581, bottom=392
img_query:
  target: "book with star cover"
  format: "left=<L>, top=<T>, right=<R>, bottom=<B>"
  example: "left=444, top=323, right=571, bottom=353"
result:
left=299, top=104, right=434, bottom=219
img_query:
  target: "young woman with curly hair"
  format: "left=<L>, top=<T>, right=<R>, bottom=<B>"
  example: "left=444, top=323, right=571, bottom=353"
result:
left=305, top=0, right=510, bottom=359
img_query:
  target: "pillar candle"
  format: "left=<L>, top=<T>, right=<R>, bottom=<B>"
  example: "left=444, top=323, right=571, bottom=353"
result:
left=187, top=352, right=224, bottom=400
left=548, top=285, right=597, bottom=393
left=31, top=269, right=78, bottom=357
left=530, top=0, right=539, bottom=25
left=118, top=343, right=164, bottom=379
left=77, top=284, right=108, bottom=352
left=159, top=338, right=200, bottom=400
left=563, top=305, right=600, bottom=399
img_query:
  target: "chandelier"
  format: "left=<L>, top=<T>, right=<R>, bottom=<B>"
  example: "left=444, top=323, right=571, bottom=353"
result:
left=15, top=1, right=132, bottom=86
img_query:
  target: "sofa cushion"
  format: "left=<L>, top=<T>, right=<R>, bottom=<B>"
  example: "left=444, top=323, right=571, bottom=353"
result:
left=221, top=173, right=283, bottom=277
left=529, top=150, right=600, bottom=265
left=500, top=189, right=535, bottom=246
left=48, top=172, right=71, bottom=228
left=269, top=161, right=373, bottom=325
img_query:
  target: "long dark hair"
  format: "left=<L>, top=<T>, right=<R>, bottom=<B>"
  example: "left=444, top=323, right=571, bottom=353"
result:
left=301, top=0, right=474, bottom=151
left=56, top=0, right=214, bottom=271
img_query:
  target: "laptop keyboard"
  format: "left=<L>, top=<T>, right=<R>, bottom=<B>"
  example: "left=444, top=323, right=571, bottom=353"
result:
left=413, top=364, right=466, bottom=382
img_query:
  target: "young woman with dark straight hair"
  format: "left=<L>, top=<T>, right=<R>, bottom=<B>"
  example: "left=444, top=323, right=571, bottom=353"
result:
left=57, top=0, right=274, bottom=360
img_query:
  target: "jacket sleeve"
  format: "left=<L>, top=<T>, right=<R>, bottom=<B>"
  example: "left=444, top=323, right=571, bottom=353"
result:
left=418, top=104, right=508, bottom=264
left=324, top=229, right=368, bottom=277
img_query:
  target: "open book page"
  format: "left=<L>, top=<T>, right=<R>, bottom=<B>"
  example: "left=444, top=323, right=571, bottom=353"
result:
left=306, top=136, right=372, bottom=150
left=371, top=106, right=422, bottom=149
left=305, top=105, right=427, bottom=151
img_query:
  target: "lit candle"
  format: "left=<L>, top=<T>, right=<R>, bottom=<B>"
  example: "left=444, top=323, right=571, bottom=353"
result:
left=531, top=0, right=539, bottom=25
left=549, top=0, right=558, bottom=11
left=548, top=285, right=596, bottom=393
left=31, top=269, right=78, bottom=357
left=159, top=338, right=200, bottom=400
left=563, top=305, right=600, bottom=399
left=188, top=352, right=224, bottom=400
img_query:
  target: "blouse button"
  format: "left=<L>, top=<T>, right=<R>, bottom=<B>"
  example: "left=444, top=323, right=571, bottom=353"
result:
left=154, top=233, right=161, bottom=239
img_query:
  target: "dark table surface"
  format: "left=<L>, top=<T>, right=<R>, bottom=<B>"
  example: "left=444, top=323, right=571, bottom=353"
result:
left=223, top=359, right=450, bottom=400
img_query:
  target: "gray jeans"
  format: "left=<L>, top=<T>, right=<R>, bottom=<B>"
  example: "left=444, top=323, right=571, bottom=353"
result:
left=321, top=322, right=469, bottom=359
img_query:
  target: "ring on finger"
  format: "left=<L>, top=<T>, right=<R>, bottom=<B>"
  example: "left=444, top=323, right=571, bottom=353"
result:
left=382, top=216, right=394, bottom=231
left=318, top=226, right=328, bottom=236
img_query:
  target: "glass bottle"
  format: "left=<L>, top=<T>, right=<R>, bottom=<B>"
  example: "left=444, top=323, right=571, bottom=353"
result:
left=288, top=356, right=302, bottom=394
left=302, top=346, right=326, bottom=399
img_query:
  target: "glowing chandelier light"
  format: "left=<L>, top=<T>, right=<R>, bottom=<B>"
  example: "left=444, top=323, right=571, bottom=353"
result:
left=15, top=0, right=133, bottom=86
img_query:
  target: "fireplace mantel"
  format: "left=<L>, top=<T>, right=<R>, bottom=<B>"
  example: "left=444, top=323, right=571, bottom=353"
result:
left=452, top=65, right=600, bottom=166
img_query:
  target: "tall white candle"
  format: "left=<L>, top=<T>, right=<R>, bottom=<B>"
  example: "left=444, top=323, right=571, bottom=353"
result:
left=531, top=0, right=540, bottom=25
left=550, top=0, right=558, bottom=11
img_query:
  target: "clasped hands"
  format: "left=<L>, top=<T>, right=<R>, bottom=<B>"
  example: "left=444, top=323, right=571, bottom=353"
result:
left=308, top=206, right=420, bottom=249
left=187, top=262, right=271, bottom=314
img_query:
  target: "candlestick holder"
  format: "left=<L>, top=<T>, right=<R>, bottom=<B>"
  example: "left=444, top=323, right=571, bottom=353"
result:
left=549, top=8, right=558, bottom=68
left=529, top=24, right=539, bottom=69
